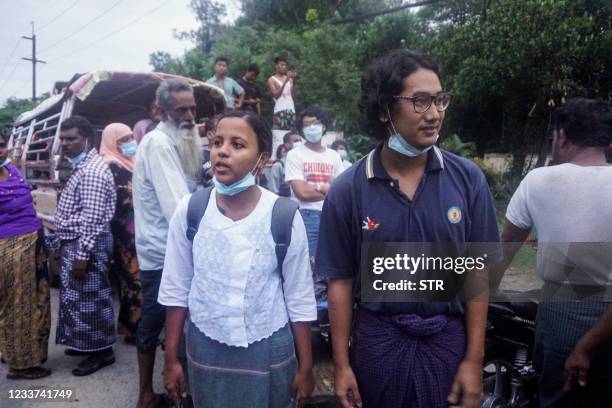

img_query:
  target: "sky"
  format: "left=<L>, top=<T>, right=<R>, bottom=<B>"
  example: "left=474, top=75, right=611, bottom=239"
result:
left=0, top=0, right=241, bottom=105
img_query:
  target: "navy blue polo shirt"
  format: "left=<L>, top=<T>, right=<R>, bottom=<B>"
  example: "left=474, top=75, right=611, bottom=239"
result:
left=315, top=143, right=501, bottom=317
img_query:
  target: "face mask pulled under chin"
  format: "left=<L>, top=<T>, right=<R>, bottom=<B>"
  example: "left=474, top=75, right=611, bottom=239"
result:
left=67, top=151, right=87, bottom=168
left=213, top=154, right=262, bottom=196
left=385, top=105, right=438, bottom=157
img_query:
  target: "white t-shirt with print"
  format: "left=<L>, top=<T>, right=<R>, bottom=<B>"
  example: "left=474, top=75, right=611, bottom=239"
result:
left=284, top=144, right=344, bottom=212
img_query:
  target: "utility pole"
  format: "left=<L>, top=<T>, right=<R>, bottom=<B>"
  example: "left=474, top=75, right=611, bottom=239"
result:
left=22, top=22, right=46, bottom=103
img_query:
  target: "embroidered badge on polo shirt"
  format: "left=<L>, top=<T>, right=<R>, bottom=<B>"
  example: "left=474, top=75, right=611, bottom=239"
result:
left=362, top=217, right=380, bottom=231
left=447, top=206, right=462, bottom=224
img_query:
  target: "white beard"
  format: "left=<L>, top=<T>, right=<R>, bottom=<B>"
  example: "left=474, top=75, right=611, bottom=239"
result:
left=165, top=120, right=202, bottom=181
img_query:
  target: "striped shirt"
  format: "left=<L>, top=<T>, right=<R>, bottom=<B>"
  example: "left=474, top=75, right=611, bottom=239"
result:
left=54, top=148, right=116, bottom=261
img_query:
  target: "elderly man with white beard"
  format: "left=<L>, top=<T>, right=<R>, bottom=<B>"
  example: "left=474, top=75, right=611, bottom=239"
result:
left=132, top=78, right=203, bottom=408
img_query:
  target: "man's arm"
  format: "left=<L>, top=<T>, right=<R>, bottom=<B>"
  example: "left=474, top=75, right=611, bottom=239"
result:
left=447, top=300, right=488, bottom=408
left=290, top=180, right=327, bottom=202
left=235, top=92, right=245, bottom=108
left=75, top=170, right=116, bottom=262
left=489, top=220, right=531, bottom=290
left=267, top=76, right=288, bottom=99
left=564, top=304, right=612, bottom=391
left=328, top=278, right=362, bottom=408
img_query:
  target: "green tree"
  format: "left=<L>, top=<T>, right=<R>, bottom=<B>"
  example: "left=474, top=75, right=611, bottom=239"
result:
left=424, top=0, right=611, bottom=175
left=0, top=97, right=38, bottom=129
left=151, top=0, right=611, bottom=163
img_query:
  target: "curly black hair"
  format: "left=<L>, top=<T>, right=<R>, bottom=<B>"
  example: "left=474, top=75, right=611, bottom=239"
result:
left=552, top=98, right=612, bottom=148
left=359, top=49, right=440, bottom=140
left=295, top=105, right=331, bottom=136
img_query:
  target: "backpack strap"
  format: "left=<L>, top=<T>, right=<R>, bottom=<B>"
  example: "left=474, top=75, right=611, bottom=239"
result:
left=186, top=187, right=213, bottom=242
left=271, top=197, right=299, bottom=283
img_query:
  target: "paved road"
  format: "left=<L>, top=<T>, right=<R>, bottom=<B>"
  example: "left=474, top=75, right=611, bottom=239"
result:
left=0, top=289, right=335, bottom=407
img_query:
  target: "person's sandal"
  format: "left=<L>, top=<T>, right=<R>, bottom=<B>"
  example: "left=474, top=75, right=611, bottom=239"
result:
left=72, top=352, right=115, bottom=376
left=65, top=348, right=89, bottom=356
left=6, top=367, right=52, bottom=380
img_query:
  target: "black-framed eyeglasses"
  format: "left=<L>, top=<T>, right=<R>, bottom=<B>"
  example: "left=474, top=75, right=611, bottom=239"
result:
left=392, top=92, right=451, bottom=113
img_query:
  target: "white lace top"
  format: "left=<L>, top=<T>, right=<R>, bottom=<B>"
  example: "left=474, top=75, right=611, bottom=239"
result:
left=158, top=187, right=317, bottom=347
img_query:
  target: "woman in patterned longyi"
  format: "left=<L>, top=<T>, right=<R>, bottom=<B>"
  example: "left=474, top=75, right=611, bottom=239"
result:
left=0, top=130, right=51, bottom=380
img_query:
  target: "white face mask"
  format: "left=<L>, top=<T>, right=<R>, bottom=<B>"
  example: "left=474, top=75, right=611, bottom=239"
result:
left=213, top=154, right=263, bottom=196
left=303, top=125, right=324, bottom=143
left=386, top=105, right=437, bottom=157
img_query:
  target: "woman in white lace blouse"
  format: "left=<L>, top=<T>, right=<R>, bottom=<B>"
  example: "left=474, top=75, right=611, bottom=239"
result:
left=158, top=111, right=317, bottom=407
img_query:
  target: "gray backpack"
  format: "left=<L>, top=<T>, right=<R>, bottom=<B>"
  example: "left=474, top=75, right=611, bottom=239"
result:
left=186, top=187, right=298, bottom=279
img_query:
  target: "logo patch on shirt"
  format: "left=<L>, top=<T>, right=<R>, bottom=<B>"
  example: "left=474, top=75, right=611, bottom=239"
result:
left=362, top=217, right=380, bottom=231
left=447, top=206, right=462, bottom=224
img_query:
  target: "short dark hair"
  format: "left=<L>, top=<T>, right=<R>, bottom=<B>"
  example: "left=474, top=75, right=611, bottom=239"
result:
left=247, top=64, right=260, bottom=75
left=60, top=116, right=95, bottom=143
left=215, top=56, right=229, bottom=65
left=282, top=131, right=299, bottom=144
left=296, top=105, right=331, bottom=136
left=275, top=144, right=288, bottom=160
left=359, top=49, right=440, bottom=140
left=274, top=56, right=287, bottom=64
left=331, top=139, right=349, bottom=151
left=552, top=98, right=612, bottom=148
left=217, top=110, right=272, bottom=155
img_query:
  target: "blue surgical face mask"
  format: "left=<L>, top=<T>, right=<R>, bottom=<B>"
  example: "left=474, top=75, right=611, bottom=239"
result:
left=120, top=141, right=137, bottom=157
left=338, top=149, right=348, bottom=160
left=291, top=141, right=303, bottom=149
left=303, top=125, right=323, bottom=143
left=213, top=154, right=262, bottom=196
left=386, top=105, right=438, bottom=157
left=67, top=151, right=87, bottom=168
left=0, top=158, right=10, bottom=168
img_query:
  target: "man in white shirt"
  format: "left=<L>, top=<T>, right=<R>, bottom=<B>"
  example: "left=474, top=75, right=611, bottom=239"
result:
left=267, top=56, right=296, bottom=130
left=133, top=78, right=202, bottom=408
left=285, top=106, right=344, bottom=301
left=498, top=98, right=612, bottom=406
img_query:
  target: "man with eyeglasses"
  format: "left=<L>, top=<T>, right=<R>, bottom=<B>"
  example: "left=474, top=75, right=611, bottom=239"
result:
left=315, top=49, right=500, bottom=408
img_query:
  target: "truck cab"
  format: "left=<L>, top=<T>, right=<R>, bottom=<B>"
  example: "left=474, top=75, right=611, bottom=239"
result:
left=8, top=71, right=224, bottom=231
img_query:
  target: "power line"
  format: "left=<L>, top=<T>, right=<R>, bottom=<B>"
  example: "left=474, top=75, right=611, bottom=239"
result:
left=38, top=0, right=82, bottom=31
left=332, top=0, right=444, bottom=24
left=47, top=0, right=177, bottom=63
left=0, top=62, right=25, bottom=96
left=0, top=38, right=23, bottom=79
left=39, top=0, right=125, bottom=53
left=11, top=65, right=47, bottom=99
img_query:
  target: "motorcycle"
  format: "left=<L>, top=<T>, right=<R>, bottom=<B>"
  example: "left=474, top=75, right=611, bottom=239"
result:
left=482, top=291, right=540, bottom=408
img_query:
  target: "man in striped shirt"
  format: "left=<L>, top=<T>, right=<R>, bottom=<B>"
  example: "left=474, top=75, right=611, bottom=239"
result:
left=54, top=116, right=117, bottom=377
